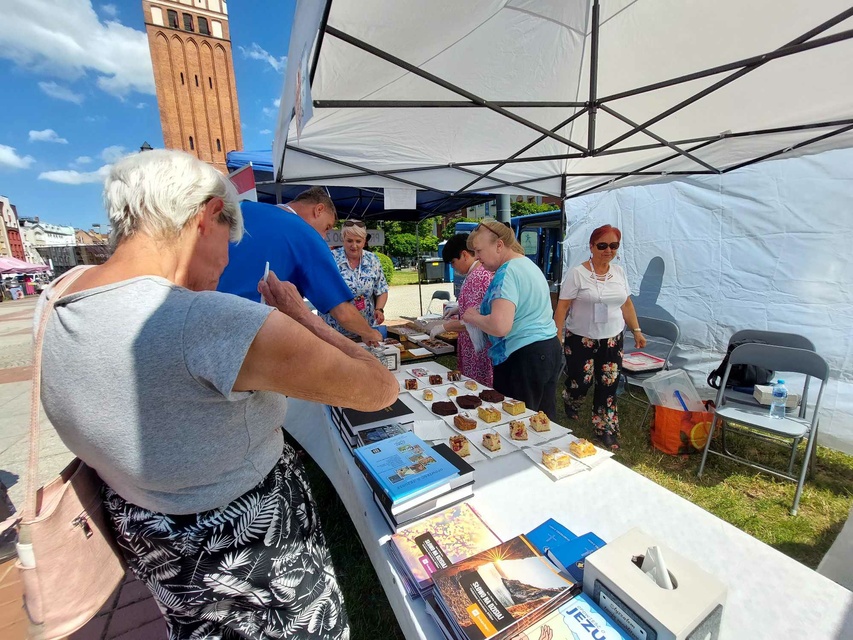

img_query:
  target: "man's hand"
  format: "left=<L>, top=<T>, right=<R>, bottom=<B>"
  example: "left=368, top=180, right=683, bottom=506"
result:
left=258, top=272, right=308, bottom=321
left=362, top=328, right=383, bottom=347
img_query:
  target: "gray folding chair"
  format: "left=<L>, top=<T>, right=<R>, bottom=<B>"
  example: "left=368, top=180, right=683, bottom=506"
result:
left=426, top=289, right=451, bottom=314
left=620, top=316, right=680, bottom=428
left=720, top=330, right=816, bottom=410
left=697, top=343, right=829, bottom=515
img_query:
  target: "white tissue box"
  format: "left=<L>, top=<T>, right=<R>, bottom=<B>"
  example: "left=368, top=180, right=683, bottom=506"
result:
left=583, top=528, right=727, bottom=640
left=360, top=344, right=400, bottom=372
left=752, top=385, right=800, bottom=408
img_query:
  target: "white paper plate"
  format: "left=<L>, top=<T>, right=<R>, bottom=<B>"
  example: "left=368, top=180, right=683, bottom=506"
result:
left=442, top=405, right=507, bottom=432
left=412, top=419, right=455, bottom=441
left=450, top=384, right=536, bottom=421
left=489, top=422, right=550, bottom=449
left=407, top=347, right=433, bottom=357
left=411, top=384, right=460, bottom=408
left=547, top=434, right=614, bottom=467
left=524, top=420, right=574, bottom=442
left=523, top=445, right=590, bottom=480
left=468, top=429, right=520, bottom=458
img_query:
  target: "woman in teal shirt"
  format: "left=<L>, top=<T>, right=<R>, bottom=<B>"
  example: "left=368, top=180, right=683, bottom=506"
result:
left=463, top=219, right=562, bottom=420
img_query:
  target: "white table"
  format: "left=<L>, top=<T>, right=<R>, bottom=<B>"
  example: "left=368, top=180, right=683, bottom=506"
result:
left=284, top=390, right=853, bottom=639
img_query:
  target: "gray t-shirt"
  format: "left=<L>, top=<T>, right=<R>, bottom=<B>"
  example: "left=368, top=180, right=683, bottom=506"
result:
left=37, top=276, right=286, bottom=515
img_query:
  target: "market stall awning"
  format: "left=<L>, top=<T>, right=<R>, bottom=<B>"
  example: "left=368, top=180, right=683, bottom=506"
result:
left=227, top=150, right=493, bottom=220
left=272, top=0, right=853, bottom=199
left=0, top=257, right=49, bottom=274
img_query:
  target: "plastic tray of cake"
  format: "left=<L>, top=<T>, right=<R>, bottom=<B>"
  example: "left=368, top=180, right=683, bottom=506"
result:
left=417, top=338, right=455, bottom=354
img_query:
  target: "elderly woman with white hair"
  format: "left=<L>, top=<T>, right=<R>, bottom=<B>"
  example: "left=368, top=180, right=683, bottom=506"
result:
left=321, top=220, right=389, bottom=337
left=36, top=150, right=397, bottom=639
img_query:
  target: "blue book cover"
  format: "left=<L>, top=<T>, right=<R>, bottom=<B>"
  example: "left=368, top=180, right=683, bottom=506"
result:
left=354, top=432, right=460, bottom=504
left=526, top=520, right=605, bottom=583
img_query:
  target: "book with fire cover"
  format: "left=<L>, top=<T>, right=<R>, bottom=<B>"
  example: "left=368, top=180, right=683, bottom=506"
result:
left=430, top=535, right=579, bottom=640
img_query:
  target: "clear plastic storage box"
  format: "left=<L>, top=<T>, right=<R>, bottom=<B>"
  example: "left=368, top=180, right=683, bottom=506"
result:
left=641, top=370, right=704, bottom=411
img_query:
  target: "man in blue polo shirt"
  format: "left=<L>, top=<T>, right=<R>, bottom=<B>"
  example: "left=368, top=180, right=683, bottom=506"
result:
left=218, top=187, right=383, bottom=344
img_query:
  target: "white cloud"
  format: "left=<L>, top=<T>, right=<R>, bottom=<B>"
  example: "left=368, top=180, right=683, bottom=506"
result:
left=38, top=81, right=84, bottom=104
left=274, top=98, right=281, bottom=108
left=0, top=1, right=154, bottom=99
left=101, top=4, right=117, bottom=18
left=239, top=43, right=287, bottom=73
left=135, top=102, right=147, bottom=109
left=29, top=129, right=69, bottom=144
left=39, top=164, right=110, bottom=185
left=100, top=145, right=128, bottom=163
left=262, top=97, right=281, bottom=118
left=259, top=129, right=272, bottom=135
left=0, top=144, right=36, bottom=170
left=73, top=155, right=93, bottom=166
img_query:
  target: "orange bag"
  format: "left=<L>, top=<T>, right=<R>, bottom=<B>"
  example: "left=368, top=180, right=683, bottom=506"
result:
left=651, top=405, right=715, bottom=455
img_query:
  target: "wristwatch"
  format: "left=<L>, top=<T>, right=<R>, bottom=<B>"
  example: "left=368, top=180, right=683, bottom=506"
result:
left=632, top=328, right=642, bottom=332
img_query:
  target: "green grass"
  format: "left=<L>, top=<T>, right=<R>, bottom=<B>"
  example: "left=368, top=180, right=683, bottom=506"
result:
left=297, top=356, right=853, bottom=637
left=389, top=269, right=420, bottom=286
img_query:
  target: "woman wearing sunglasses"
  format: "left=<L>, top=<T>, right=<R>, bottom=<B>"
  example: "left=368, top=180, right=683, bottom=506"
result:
left=553, top=224, right=645, bottom=451
left=321, top=219, right=389, bottom=337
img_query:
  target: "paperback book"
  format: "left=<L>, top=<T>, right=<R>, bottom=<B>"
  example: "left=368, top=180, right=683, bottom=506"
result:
left=525, top=519, right=606, bottom=583
left=354, top=432, right=465, bottom=508
left=388, top=503, right=501, bottom=597
left=430, top=535, right=579, bottom=640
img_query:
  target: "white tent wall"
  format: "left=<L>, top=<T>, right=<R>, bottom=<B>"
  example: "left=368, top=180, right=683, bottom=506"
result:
left=562, top=147, right=853, bottom=454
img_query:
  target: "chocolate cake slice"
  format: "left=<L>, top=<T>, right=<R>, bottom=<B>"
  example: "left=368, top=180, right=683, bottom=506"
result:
left=456, top=395, right=483, bottom=409
left=431, top=401, right=458, bottom=416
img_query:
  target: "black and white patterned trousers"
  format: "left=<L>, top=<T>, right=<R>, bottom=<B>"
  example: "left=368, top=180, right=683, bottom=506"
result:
left=103, top=444, right=350, bottom=640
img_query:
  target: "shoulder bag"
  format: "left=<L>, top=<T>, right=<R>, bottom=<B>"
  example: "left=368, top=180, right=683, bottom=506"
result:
left=0, top=266, right=127, bottom=639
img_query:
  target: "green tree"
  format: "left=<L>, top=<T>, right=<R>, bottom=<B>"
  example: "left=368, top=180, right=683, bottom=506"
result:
left=441, top=217, right=478, bottom=240
left=510, top=200, right=558, bottom=217
left=380, top=219, right=439, bottom=257
left=386, top=232, right=418, bottom=257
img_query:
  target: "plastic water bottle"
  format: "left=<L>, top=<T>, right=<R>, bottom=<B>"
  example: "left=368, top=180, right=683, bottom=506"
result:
left=769, top=380, right=788, bottom=419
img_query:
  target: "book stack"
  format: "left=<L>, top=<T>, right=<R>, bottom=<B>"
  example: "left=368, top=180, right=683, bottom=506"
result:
left=428, top=534, right=580, bottom=640
left=424, top=518, right=615, bottom=640
left=353, top=432, right=475, bottom=531
left=388, top=503, right=501, bottom=599
left=329, top=397, right=415, bottom=451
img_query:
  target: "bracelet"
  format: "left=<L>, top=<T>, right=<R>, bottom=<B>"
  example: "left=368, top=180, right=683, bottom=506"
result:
left=376, top=308, right=384, bottom=313
left=632, top=328, right=642, bottom=332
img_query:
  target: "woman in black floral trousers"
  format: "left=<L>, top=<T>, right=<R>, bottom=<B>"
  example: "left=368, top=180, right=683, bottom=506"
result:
left=553, top=225, right=646, bottom=451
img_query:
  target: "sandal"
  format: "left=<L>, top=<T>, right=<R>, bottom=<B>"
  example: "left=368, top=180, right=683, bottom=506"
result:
left=595, top=432, right=621, bottom=452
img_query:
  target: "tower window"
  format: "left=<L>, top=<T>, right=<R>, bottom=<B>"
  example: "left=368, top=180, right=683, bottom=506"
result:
left=195, top=75, right=199, bottom=87
left=183, top=13, right=194, bottom=31
left=189, top=136, right=195, bottom=150
left=216, top=139, right=221, bottom=152
left=198, top=17, right=210, bottom=36
left=208, top=76, right=213, bottom=89
left=180, top=72, right=185, bottom=85
left=167, top=10, right=179, bottom=28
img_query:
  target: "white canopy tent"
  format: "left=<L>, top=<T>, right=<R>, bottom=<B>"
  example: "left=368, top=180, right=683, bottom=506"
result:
left=272, top=0, right=853, bottom=451
left=273, top=0, right=853, bottom=200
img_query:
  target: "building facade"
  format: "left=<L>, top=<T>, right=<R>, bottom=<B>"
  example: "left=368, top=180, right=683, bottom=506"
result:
left=0, top=198, right=26, bottom=261
left=142, top=0, right=242, bottom=173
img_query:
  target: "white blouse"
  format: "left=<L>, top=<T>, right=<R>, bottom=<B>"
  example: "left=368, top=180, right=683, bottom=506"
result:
left=559, top=263, right=631, bottom=339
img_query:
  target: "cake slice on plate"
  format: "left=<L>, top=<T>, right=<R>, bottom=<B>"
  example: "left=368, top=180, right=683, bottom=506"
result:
left=482, top=432, right=501, bottom=451
left=542, top=447, right=572, bottom=471
left=509, top=420, right=528, bottom=441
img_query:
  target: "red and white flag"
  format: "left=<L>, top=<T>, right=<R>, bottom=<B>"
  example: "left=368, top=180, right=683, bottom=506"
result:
left=228, top=164, right=257, bottom=202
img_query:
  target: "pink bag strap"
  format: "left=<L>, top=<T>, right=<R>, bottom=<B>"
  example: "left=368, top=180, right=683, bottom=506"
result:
left=24, top=266, right=93, bottom=518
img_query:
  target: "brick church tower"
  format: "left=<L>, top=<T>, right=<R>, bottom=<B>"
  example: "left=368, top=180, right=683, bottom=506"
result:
left=142, top=0, right=242, bottom=173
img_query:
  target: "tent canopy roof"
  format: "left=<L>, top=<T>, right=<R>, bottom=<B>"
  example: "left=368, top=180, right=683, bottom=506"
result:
left=273, top=0, right=853, bottom=199
left=227, top=150, right=493, bottom=220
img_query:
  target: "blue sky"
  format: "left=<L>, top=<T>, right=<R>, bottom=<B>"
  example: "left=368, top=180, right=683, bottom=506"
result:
left=0, top=0, right=295, bottom=230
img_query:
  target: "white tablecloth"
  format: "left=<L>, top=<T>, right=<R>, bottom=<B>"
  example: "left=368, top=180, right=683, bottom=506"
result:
left=284, top=395, right=853, bottom=639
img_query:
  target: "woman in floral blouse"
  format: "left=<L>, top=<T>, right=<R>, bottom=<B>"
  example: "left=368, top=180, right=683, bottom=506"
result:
left=432, top=233, right=494, bottom=386
left=322, top=220, right=389, bottom=338
left=552, top=224, right=646, bottom=451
